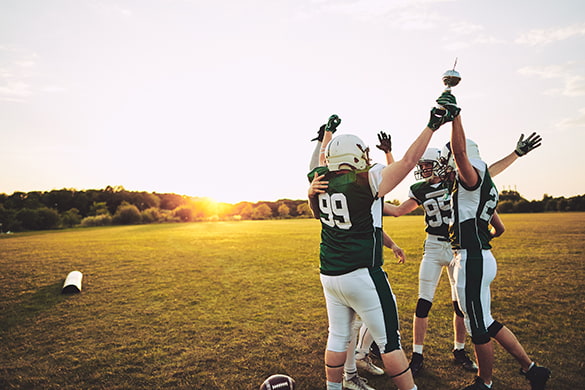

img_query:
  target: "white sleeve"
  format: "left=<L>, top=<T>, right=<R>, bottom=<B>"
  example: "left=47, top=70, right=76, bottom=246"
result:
left=368, top=164, right=385, bottom=197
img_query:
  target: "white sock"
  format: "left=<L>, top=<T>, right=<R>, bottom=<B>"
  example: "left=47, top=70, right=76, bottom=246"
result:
left=413, top=344, right=423, bottom=354
left=454, top=342, right=465, bottom=350
left=484, top=381, right=492, bottom=388
left=327, top=381, right=343, bottom=390
left=344, top=370, right=357, bottom=380
left=410, top=386, right=418, bottom=390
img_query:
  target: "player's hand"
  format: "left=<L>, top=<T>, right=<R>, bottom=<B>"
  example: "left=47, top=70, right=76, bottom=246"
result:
left=514, top=132, right=542, bottom=156
left=308, top=173, right=328, bottom=198
left=376, top=131, right=392, bottom=153
left=436, top=92, right=461, bottom=119
left=436, top=91, right=457, bottom=106
left=427, top=107, right=451, bottom=131
left=391, top=245, right=406, bottom=264
left=325, top=114, right=341, bottom=132
left=311, top=124, right=327, bottom=142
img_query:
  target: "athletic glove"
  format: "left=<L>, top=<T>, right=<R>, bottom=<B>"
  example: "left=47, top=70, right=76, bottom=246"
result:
left=325, top=114, right=341, bottom=132
left=436, top=91, right=461, bottom=118
left=376, top=131, right=392, bottom=153
left=427, top=107, right=452, bottom=131
left=311, top=124, right=327, bottom=142
left=515, top=132, right=542, bottom=156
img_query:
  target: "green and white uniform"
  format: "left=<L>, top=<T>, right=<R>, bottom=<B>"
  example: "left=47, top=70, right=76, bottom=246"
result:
left=408, top=180, right=457, bottom=303
left=450, top=159, right=499, bottom=344
left=308, top=164, right=402, bottom=354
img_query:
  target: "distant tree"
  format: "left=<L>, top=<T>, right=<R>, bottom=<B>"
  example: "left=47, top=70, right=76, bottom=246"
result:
left=141, top=207, right=162, bottom=223
left=89, top=201, right=110, bottom=216
left=173, top=206, right=194, bottom=222
left=16, top=207, right=60, bottom=230
left=80, top=214, right=112, bottom=227
left=251, top=204, right=272, bottom=220
left=234, top=202, right=254, bottom=220
left=0, top=204, right=19, bottom=232
left=296, top=202, right=313, bottom=218
left=112, top=202, right=142, bottom=225
left=158, top=193, right=187, bottom=210
left=277, top=203, right=290, bottom=218
left=497, top=200, right=514, bottom=213
left=61, top=208, right=82, bottom=228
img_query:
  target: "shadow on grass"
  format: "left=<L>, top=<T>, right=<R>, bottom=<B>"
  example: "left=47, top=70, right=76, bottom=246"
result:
left=0, top=282, right=68, bottom=334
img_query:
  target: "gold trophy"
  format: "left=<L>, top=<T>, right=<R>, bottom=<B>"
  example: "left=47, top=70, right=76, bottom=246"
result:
left=436, top=58, right=461, bottom=115
left=442, top=58, right=461, bottom=91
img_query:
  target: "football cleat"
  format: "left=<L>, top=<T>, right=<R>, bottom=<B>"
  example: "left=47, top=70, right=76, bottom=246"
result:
left=520, top=364, right=551, bottom=390
left=460, top=376, right=491, bottom=390
left=343, top=374, right=376, bottom=390
left=356, top=355, right=385, bottom=376
left=453, top=348, right=478, bottom=372
left=409, top=352, right=424, bottom=377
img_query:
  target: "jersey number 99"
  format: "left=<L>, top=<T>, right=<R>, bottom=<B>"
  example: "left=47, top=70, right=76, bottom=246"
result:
left=319, top=193, right=352, bottom=230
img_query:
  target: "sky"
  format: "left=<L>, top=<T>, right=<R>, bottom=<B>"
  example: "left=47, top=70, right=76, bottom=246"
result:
left=1, top=0, right=584, bottom=204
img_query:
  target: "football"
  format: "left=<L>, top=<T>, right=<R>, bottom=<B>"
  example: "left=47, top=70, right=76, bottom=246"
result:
left=259, top=374, right=295, bottom=390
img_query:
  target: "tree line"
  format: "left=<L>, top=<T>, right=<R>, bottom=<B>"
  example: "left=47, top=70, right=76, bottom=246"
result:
left=0, top=186, right=583, bottom=232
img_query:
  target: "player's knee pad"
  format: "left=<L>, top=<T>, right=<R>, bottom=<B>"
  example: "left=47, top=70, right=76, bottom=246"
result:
left=487, top=320, right=504, bottom=338
left=326, top=333, right=351, bottom=353
left=415, top=298, right=433, bottom=318
left=452, top=300, right=464, bottom=318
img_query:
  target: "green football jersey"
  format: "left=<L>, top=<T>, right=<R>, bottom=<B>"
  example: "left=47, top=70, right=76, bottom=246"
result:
left=409, top=180, right=452, bottom=237
left=308, top=164, right=384, bottom=276
left=449, top=160, right=499, bottom=250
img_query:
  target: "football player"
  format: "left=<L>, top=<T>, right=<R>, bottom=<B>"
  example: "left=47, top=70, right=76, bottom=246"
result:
left=307, top=104, right=453, bottom=390
left=383, top=129, right=542, bottom=377
left=309, top=122, right=405, bottom=390
left=438, top=92, right=551, bottom=390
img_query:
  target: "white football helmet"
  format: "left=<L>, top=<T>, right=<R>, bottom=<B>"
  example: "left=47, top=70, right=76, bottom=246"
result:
left=325, top=134, right=371, bottom=171
left=438, top=139, right=482, bottom=178
left=414, top=147, right=441, bottom=180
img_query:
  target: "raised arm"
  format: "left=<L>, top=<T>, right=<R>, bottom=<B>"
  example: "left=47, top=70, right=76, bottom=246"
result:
left=377, top=126, right=434, bottom=197
left=383, top=198, right=419, bottom=217
left=376, top=131, right=395, bottom=165
left=377, top=101, right=455, bottom=197
left=488, top=132, right=542, bottom=177
left=451, top=114, right=479, bottom=188
left=318, top=115, right=341, bottom=167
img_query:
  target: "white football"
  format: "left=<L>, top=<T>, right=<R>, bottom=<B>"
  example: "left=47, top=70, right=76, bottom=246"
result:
left=259, top=374, right=295, bottom=390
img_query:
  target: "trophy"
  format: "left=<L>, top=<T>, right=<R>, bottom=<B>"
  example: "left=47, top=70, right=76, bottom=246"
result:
left=442, top=58, right=461, bottom=91
left=436, top=58, right=461, bottom=115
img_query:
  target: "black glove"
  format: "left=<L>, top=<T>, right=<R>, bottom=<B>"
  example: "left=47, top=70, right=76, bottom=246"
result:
left=376, top=131, right=392, bottom=153
left=311, top=124, right=327, bottom=142
left=436, top=91, right=461, bottom=118
left=515, top=132, right=542, bottom=156
left=427, top=107, right=452, bottom=131
left=325, top=114, right=341, bottom=132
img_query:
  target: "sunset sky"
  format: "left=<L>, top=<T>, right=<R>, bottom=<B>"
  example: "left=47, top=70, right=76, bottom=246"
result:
left=1, top=0, right=584, bottom=204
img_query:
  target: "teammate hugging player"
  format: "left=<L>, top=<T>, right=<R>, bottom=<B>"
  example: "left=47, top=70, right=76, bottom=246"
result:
left=307, top=104, right=453, bottom=390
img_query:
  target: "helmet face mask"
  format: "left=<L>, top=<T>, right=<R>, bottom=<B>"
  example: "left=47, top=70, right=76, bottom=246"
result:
left=414, top=148, right=441, bottom=181
left=438, top=143, right=456, bottom=180
left=437, top=139, right=481, bottom=180
left=326, top=134, right=371, bottom=171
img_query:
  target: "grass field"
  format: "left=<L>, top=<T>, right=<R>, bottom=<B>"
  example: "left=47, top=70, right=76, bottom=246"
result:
left=1, top=213, right=583, bottom=389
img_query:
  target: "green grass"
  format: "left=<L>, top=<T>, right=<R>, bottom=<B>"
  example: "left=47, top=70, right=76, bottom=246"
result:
left=0, top=214, right=583, bottom=389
